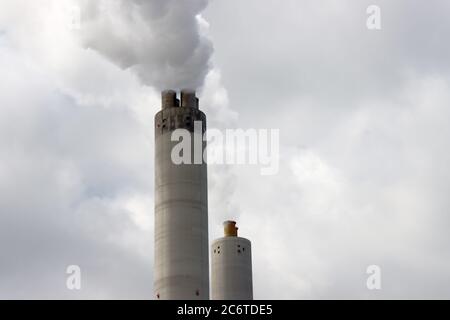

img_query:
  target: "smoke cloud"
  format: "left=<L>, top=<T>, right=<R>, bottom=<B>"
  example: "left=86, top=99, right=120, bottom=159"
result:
left=79, top=0, right=213, bottom=90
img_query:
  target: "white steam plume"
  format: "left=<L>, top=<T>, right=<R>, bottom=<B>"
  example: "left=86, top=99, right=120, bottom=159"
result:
left=79, top=0, right=213, bottom=90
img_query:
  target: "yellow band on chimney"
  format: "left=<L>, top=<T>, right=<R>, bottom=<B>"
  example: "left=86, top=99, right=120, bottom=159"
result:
left=223, top=221, right=238, bottom=237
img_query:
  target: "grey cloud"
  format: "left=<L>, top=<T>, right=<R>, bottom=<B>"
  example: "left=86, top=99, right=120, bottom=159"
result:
left=0, top=43, right=154, bottom=299
left=204, top=0, right=450, bottom=299
left=205, top=0, right=450, bottom=120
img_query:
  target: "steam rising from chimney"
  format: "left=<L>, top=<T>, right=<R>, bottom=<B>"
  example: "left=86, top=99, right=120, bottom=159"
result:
left=79, top=0, right=213, bottom=90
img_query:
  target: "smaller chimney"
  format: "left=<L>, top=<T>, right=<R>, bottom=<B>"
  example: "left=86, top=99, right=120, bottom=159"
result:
left=223, top=220, right=238, bottom=237
left=211, top=220, right=253, bottom=300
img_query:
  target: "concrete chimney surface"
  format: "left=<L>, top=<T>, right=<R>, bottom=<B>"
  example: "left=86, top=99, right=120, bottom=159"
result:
left=154, top=90, right=209, bottom=300
left=211, top=222, right=253, bottom=300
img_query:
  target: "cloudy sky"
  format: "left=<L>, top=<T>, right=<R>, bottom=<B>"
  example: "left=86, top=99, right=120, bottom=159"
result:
left=1, top=0, right=450, bottom=299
